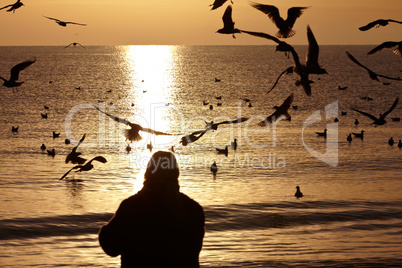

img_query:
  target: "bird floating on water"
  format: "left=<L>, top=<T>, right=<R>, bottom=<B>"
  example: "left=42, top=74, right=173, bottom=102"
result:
left=11, top=126, right=19, bottom=133
left=216, top=5, right=241, bottom=38
left=0, top=0, right=24, bottom=13
left=47, top=148, right=55, bottom=157
left=44, top=16, right=87, bottom=27
left=352, top=130, right=364, bottom=139
left=65, top=134, right=86, bottom=164
left=347, top=134, right=352, bottom=143
left=359, top=19, right=402, bottom=31
left=40, top=144, right=46, bottom=151
left=388, top=137, right=394, bottom=146
left=295, top=186, right=303, bottom=198
left=59, top=156, right=107, bottom=181
left=0, top=58, right=36, bottom=88
left=367, top=41, right=402, bottom=57
left=93, top=105, right=173, bottom=142
left=250, top=2, right=308, bottom=38
left=210, top=161, right=218, bottom=173
left=352, top=97, right=399, bottom=125
left=346, top=51, right=402, bottom=81
left=216, top=145, right=229, bottom=156
left=315, top=129, right=327, bottom=138
left=258, top=94, right=293, bottom=125
left=53, top=131, right=60, bottom=139
left=231, top=138, right=237, bottom=150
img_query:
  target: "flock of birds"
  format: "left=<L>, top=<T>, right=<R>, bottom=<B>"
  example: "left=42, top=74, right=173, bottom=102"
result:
left=2, top=1, right=401, bottom=196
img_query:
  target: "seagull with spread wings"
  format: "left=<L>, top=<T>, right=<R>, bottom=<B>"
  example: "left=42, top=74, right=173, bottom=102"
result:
left=209, top=0, right=232, bottom=10
left=352, top=97, right=399, bottom=126
left=93, top=105, right=173, bottom=142
left=0, top=0, right=23, bottom=13
left=367, top=41, right=402, bottom=56
left=0, top=58, right=36, bottom=88
left=250, top=2, right=308, bottom=38
left=359, top=19, right=402, bottom=31
left=258, top=94, right=294, bottom=126
left=65, top=134, right=86, bottom=164
left=216, top=5, right=241, bottom=38
left=59, top=156, right=107, bottom=181
left=43, top=16, right=87, bottom=27
left=65, top=42, right=85, bottom=49
left=346, top=51, right=402, bottom=81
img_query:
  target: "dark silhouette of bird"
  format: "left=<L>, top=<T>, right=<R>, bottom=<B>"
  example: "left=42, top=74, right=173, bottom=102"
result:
left=215, top=96, right=222, bottom=100
left=204, top=117, right=249, bottom=131
left=359, top=19, right=402, bottom=31
left=65, top=134, right=86, bottom=164
left=59, top=156, right=107, bottom=181
left=52, top=131, right=60, bottom=138
left=295, top=186, right=303, bottom=198
left=44, top=105, right=49, bottom=110
left=203, top=100, right=209, bottom=106
left=216, top=145, right=229, bottom=156
left=40, top=143, right=46, bottom=151
left=215, top=77, right=221, bottom=82
left=0, top=58, right=36, bottom=88
left=352, top=130, right=365, bottom=139
left=126, top=144, right=132, bottom=153
left=65, top=139, right=70, bottom=145
left=0, top=0, right=24, bottom=13
left=346, top=51, right=402, bottom=81
left=65, top=42, right=85, bottom=49
left=210, top=0, right=232, bottom=10
left=354, top=119, right=359, bottom=125
left=93, top=105, right=173, bottom=142
left=258, top=94, right=294, bottom=125
left=47, top=148, right=55, bottom=157
left=231, top=138, right=237, bottom=150
left=240, top=29, right=293, bottom=55
left=210, top=161, right=218, bottom=173
left=180, top=129, right=208, bottom=146
left=338, top=86, right=348, bottom=90
left=388, top=137, right=395, bottom=146
left=209, top=105, right=213, bottom=110
left=315, top=129, right=327, bottom=138
left=11, top=126, right=19, bottom=133
left=398, top=140, right=402, bottom=149
left=367, top=41, right=402, bottom=56
left=347, top=134, right=352, bottom=143
left=44, top=16, right=87, bottom=27
left=250, top=2, right=308, bottom=38
left=216, top=5, right=241, bottom=38
left=147, top=141, right=153, bottom=152
left=41, top=113, right=47, bottom=119
left=391, top=117, right=400, bottom=121
left=352, top=97, right=399, bottom=125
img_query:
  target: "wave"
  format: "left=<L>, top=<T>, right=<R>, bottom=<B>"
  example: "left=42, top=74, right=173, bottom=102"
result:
left=1, top=200, right=402, bottom=240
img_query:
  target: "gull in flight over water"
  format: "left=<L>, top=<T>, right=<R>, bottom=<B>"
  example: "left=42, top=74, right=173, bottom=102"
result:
left=93, top=105, right=173, bottom=142
left=0, top=58, right=36, bottom=88
left=359, top=19, right=402, bottom=31
left=346, top=51, right=402, bottom=81
left=216, top=5, right=241, bottom=38
left=352, top=97, right=399, bottom=126
left=250, top=2, right=308, bottom=38
left=59, top=156, right=107, bottom=181
left=44, top=16, right=87, bottom=27
left=0, top=0, right=24, bottom=13
left=209, top=0, right=232, bottom=11
left=65, top=42, right=85, bottom=49
left=258, top=94, right=294, bottom=125
left=65, top=134, right=86, bottom=164
left=367, top=41, right=402, bottom=56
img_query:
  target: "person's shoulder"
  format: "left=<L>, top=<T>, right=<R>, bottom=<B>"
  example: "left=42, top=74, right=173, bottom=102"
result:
left=180, top=193, right=203, bottom=210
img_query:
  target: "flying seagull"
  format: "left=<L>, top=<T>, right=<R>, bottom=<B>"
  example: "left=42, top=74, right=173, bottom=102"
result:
left=216, top=5, right=241, bottom=38
left=65, top=133, right=86, bottom=164
left=0, top=58, right=36, bottom=88
left=359, top=19, right=402, bottom=31
left=65, top=42, right=85, bottom=49
left=367, top=41, right=402, bottom=56
left=210, top=0, right=232, bottom=10
left=0, top=0, right=24, bottom=13
left=250, top=2, right=308, bottom=38
left=43, top=16, right=87, bottom=27
left=59, top=156, right=107, bottom=181
left=258, top=94, right=294, bottom=125
left=93, top=105, right=173, bottom=142
left=204, top=117, right=249, bottom=131
left=352, top=97, right=399, bottom=125
left=346, top=51, right=402, bottom=81
left=180, top=129, right=209, bottom=146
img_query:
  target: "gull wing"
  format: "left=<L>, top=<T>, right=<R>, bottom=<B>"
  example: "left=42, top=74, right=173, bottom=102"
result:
left=93, top=105, right=132, bottom=126
left=381, top=97, right=399, bottom=120
left=0, top=4, right=13, bottom=10
left=240, top=30, right=281, bottom=44
left=10, top=58, right=36, bottom=82
left=72, top=133, right=86, bottom=152
left=43, top=16, right=60, bottom=22
left=359, top=20, right=379, bottom=31
left=214, top=117, right=249, bottom=126
left=351, top=108, right=379, bottom=122
left=141, top=127, right=173, bottom=136
left=268, top=67, right=293, bottom=94
left=250, top=3, right=282, bottom=25
left=222, top=5, right=235, bottom=29
left=346, top=51, right=379, bottom=81
left=210, top=0, right=229, bottom=10
left=286, top=7, right=308, bottom=27
left=59, top=166, right=80, bottom=181
left=306, top=25, right=320, bottom=69
left=368, top=41, right=398, bottom=55
left=87, top=156, right=107, bottom=164
left=66, top=21, right=87, bottom=26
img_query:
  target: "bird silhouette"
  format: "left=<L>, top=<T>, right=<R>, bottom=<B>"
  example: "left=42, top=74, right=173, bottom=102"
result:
left=295, top=186, right=303, bottom=198
left=367, top=41, right=402, bottom=56
left=43, top=16, right=87, bottom=27
left=352, top=97, right=399, bottom=125
left=59, top=156, right=107, bottom=181
left=359, top=19, right=402, bottom=31
left=352, top=130, right=364, bottom=139
left=47, top=148, right=55, bottom=157
left=204, top=117, right=249, bottom=131
left=0, top=58, right=36, bottom=88
left=250, top=2, right=308, bottom=38
left=65, top=134, right=86, bottom=164
left=40, top=143, right=46, bottom=151
left=347, top=134, right=352, bottom=143
left=52, top=131, right=60, bottom=138
left=203, top=100, right=209, bottom=106
left=210, top=161, right=218, bottom=173
left=398, top=140, right=402, bottom=149
left=180, top=129, right=209, bottom=146
left=11, top=126, right=19, bottom=133
left=210, top=0, right=232, bottom=11
left=216, top=145, right=229, bottom=156
left=258, top=94, right=294, bottom=125
left=388, top=137, right=394, bottom=146
left=231, top=138, right=237, bottom=150
left=65, top=42, right=85, bottom=49
left=0, top=0, right=24, bottom=13
left=315, top=129, right=327, bottom=138
left=216, top=5, right=241, bottom=38
left=93, top=105, right=173, bottom=142
left=346, top=51, right=402, bottom=81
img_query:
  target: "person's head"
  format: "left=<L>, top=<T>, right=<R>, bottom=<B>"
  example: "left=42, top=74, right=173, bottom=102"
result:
left=143, top=150, right=180, bottom=191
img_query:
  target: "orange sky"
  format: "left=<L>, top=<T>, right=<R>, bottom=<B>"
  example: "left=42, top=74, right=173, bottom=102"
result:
left=0, top=0, right=401, bottom=46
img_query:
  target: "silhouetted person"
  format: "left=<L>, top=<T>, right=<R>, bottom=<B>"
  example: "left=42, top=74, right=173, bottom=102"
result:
left=99, top=151, right=205, bottom=267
